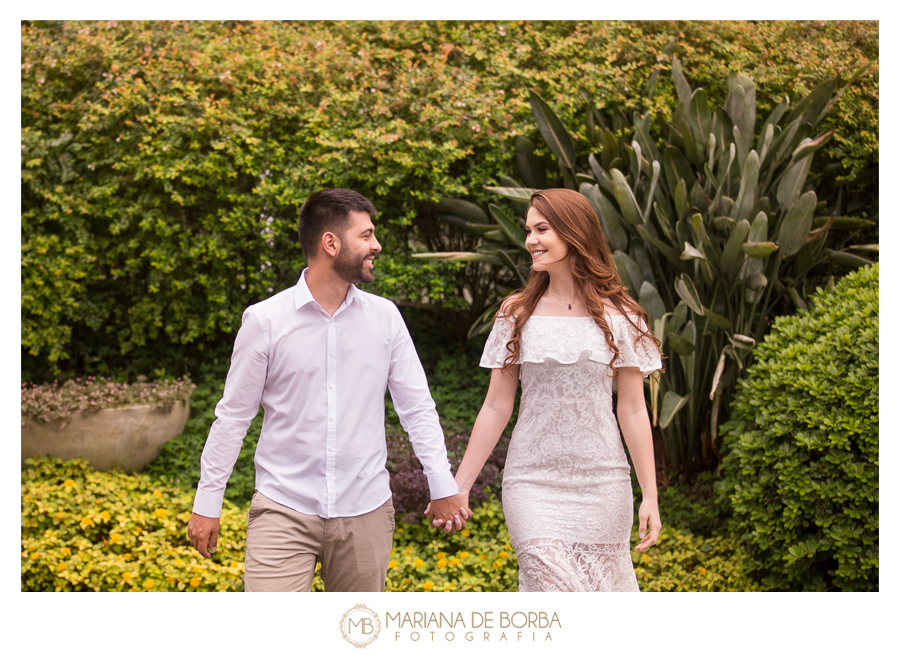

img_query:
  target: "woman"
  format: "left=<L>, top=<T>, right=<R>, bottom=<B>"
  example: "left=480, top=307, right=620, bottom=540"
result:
left=434, top=188, right=662, bottom=591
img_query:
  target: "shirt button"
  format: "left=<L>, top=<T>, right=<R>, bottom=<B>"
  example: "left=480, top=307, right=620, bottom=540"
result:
left=329, top=383, right=334, bottom=388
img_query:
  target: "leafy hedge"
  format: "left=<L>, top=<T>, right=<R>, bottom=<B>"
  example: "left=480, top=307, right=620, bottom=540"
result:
left=22, top=457, right=759, bottom=591
left=717, top=264, right=878, bottom=591
left=22, top=20, right=877, bottom=380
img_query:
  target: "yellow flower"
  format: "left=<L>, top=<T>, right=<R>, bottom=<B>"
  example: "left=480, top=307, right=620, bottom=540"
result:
left=122, top=571, right=133, bottom=583
left=30, top=552, right=39, bottom=560
left=699, top=567, right=707, bottom=575
left=450, top=558, right=460, bottom=567
left=436, top=559, right=447, bottom=568
left=190, top=577, right=200, bottom=588
left=460, top=528, right=470, bottom=537
left=153, top=491, right=163, bottom=498
left=155, top=508, right=168, bottom=518
left=436, top=552, right=446, bottom=559
left=58, top=562, right=67, bottom=570
left=143, top=579, right=155, bottom=589
left=396, top=527, right=404, bottom=533
left=480, top=555, right=487, bottom=561
left=123, top=553, right=132, bottom=560
left=389, top=560, right=397, bottom=569
left=231, top=561, right=241, bottom=569
left=63, top=479, right=75, bottom=488
left=110, top=533, right=121, bottom=543
left=61, top=547, right=71, bottom=556
left=423, top=581, right=434, bottom=591
left=167, top=576, right=176, bottom=585
left=499, top=551, right=508, bottom=558
left=641, top=554, right=650, bottom=562
left=414, top=559, right=425, bottom=568
left=459, top=551, right=470, bottom=559
left=80, top=516, right=95, bottom=529
left=405, top=546, right=413, bottom=556
left=100, top=511, right=111, bottom=521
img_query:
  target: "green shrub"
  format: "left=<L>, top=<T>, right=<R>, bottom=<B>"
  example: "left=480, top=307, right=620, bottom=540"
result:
left=21, top=457, right=247, bottom=591
left=22, top=21, right=877, bottom=380
left=23, top=458, right=760, bottom=591
left=717, top=264, right=878, bottom=590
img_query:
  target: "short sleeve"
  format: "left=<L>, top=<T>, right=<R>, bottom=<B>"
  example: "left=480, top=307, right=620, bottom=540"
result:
left=610, top=316, right=662, bottom=376
left=480, top=314, right=519, bottom=368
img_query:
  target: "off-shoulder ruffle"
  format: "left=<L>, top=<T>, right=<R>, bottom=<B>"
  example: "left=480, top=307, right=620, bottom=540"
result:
left=480, top=314, right=661, bottom=376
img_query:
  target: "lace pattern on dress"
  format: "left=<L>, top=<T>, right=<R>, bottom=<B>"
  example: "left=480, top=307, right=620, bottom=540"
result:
left=516, top=539, right=639, bottom=592
left=480, top=314, right=661, bottom=376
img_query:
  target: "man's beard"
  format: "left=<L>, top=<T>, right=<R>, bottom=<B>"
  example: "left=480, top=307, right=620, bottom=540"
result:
left=333, top=249, right=375, bottom=284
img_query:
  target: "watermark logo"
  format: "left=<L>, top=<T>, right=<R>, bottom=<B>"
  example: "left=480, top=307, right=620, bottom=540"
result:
left=340, top=604, right=382, bottom=648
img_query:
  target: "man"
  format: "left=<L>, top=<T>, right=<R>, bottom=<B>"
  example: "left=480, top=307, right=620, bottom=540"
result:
left=187, top=188, right=470, bottom=592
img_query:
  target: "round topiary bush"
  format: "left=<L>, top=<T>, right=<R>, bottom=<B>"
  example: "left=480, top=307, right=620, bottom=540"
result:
left=717, top=264, right=878, bottom=591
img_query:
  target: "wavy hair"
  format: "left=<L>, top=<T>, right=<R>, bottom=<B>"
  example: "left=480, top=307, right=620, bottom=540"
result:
left=499, top=188, right=662, bottom=377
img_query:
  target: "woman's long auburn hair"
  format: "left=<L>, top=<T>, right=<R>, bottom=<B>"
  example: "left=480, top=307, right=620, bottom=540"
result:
left=499, top=188, right=662, bottom=377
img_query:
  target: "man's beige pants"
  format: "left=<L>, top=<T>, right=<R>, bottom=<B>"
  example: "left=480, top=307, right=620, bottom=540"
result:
left=244, top=491, right=395, bottom=592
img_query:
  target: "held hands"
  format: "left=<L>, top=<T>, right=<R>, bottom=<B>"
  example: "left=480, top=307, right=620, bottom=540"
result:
left=635, top=497, right=661, bottom=551
left=187, top=512, right=220, bottom=558
left=424, top=491, right=472, bottom=534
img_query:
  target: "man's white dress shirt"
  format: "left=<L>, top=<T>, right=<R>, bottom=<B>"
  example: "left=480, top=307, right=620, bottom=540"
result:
left=192, top=269, right=458, bottom=519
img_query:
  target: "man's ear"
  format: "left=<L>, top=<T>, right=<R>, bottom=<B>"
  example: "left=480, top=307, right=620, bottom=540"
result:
left=321, top=231, right=340, bottom=257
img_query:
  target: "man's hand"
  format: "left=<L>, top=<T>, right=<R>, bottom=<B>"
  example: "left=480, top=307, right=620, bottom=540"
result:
left=187, top=512, right=220, bottom=558
left=425, top=492, right=472, bottom=534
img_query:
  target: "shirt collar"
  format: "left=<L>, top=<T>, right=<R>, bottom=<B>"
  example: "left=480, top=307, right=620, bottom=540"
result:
left=294, top=268, right=366, bottom=311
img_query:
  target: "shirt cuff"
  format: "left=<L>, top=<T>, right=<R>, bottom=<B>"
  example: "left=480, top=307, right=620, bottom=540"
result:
left=426, top=470, right=459, bottom=500
left=192, top=487, right=225, bottom=518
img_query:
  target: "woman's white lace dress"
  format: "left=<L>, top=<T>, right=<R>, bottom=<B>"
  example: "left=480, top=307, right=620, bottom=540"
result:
left=480, top=314, right=661, bottom=592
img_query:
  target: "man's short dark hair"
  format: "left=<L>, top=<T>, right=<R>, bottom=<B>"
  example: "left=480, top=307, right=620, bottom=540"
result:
left=298, top=189, right=377, bottom=258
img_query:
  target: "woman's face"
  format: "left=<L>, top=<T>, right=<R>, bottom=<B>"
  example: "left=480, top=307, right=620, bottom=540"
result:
left=525, top=207, right=570, bottom=271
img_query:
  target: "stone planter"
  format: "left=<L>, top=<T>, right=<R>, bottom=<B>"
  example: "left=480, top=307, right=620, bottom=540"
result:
left=21, top=399, right=191, bottom=473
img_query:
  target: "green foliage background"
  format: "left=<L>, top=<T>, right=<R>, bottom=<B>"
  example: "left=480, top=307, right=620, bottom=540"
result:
left=717, top=264, right=878, bottom=591
left=21, top=20, right=877, bottom=382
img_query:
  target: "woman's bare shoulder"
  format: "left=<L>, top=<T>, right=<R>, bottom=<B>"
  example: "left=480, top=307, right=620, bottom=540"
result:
left=499, top=293, right=523, bottom=316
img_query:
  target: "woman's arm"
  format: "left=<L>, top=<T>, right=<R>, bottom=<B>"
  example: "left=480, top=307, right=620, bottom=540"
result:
left=428, top=364, right=520, bottom=527
left=616, top=367, right=661, bottom=551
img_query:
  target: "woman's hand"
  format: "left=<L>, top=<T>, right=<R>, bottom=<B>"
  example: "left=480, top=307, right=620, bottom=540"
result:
left=635, top=497, right=661, bottom=551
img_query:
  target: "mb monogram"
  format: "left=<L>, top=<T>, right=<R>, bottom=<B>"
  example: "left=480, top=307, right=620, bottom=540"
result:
left=340, top=606, right=560, bottom=646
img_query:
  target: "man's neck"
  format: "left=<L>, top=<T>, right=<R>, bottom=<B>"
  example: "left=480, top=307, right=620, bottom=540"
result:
left=305, top=264, right=351, bottom=317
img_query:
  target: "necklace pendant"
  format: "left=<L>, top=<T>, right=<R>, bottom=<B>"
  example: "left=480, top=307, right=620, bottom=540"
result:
left=568, top=303, right=572, bottom=310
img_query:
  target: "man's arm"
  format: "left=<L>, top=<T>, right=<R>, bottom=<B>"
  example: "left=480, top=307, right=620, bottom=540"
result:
left=188, top=307, right=268, bottom=557
left=385, top=305, right=469, bottom=533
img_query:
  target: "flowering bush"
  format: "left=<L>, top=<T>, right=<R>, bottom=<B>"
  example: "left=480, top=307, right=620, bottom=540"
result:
left=22, top=457, right=761, bottom=591
left=21, top=375, right=194, bottom=425
left=21, top=457, right=244, bottom=592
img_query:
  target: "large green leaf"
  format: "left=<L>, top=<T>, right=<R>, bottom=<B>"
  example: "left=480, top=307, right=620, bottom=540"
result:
left=664, top=146, right=695, bottom=195
left=741, top=242, right=779, bottom=258
left=733, top=150, right=760, bottom=222
left=579, top=182, right=629, bottom=252
left=721, top=219, right=751, bottom=277
left=675, top=274, right=704, bottom=315
left=776, top=154, right=813, bottom=212
left=777, top=190, right=817, bottom=257
left=412, top=251, right=501, bottom=264
left=438, top=198, right=489, bottom=224
left=671, top=56, right=693, bottom=106
left=529, top=90, right=577, bottom=175
left=725, top=74, right=756, bottom=151
left=488, top=204, right=526, bottom=250
left=611, top=169, right=643, bottom=225
left=639, top=281, right=666, bottom=326
left=514, top=135, right=547, bottom=190
left=659, top=391, right=690, bottom=429
left=688, top=88, right=712, bottom=148
left=484, top=186, right=537, bottom=203
left=613, top=250, right=644, bottom=297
